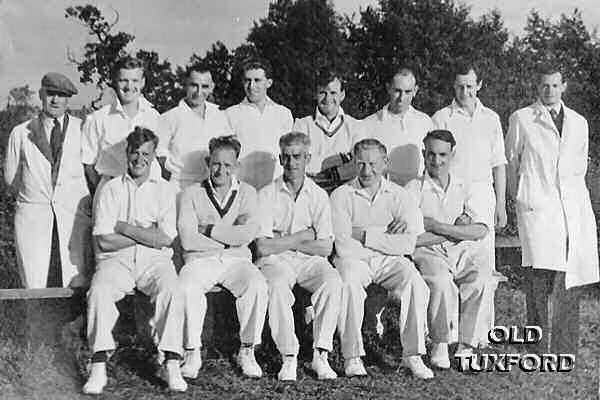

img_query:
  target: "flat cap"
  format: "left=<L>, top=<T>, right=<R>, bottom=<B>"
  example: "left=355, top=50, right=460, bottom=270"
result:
left=41, top=72, right=78, bottom=96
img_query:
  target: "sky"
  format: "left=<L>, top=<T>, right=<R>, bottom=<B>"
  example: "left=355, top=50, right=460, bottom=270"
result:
left=1, top=0, right=598, bottom=108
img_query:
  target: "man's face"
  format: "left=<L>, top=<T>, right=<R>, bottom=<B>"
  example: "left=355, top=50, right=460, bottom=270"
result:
left=115, top=68, right=145, bottom=105
left=208, top=147, right=238, bottom=188
left=186, top=71, right=214, bottom=107
left=316, top=78, right=345, bottom=118
left=243, top=68, right=272, bottom=104
left=424, top=138, right=454, bottom=179
left=279, top=143, right=310, bottom=181
left=453, top=70, right=481, bottom=107
left=39, top=89, right=69, bottom=119
left=538, top=72, right=566, bottom=107
left=127, top=140, right=156, bottom=179
left=387, top=74, right=418, bottom=115
left=355, top=146, right=387, bottom=187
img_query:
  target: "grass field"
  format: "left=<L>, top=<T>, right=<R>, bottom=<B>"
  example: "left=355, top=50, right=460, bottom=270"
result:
left=0, top=165, right=599, bottom=399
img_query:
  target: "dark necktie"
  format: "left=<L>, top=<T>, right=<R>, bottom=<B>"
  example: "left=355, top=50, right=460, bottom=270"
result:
left=549, top=108, right=563, bottom=135
left=50, top=118, right=62, bottom=162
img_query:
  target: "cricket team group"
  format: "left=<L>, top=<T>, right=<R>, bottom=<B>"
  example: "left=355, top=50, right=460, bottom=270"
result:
left=4, top=55, right=599, bottom=394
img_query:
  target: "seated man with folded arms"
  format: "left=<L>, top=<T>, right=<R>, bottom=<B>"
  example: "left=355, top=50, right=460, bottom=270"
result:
left=330, top=138, right=432, bottom=379
left=254, top=132, right=342, bottom=381
left=84, top=127, right=186, bottom=394
left=406, top=130, right=497, bottom=370
left=178, top=135, right=268, bottom=379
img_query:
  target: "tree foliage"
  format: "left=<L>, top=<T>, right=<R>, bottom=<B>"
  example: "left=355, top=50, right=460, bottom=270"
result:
left=63, top=0, right=600, bottom=146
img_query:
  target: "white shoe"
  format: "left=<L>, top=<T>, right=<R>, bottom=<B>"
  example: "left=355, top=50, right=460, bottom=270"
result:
left=430, top=343, right=450, bottom=369
left=278, top=355, right=297, bottom=381
left=83, top=362, right=107, bottom=395
left=455, top=345, right=479, bottom=372
left=180, top=348, right=202, bottom=379
left=344, top=357, right=367, bottom=377
left=402, top=355, right=434, bottom=379
left=160, top=360, right=188, bottom=392
left=237, top=347, right=262, bottom=378
left=310, top=351, right=337, bottom=380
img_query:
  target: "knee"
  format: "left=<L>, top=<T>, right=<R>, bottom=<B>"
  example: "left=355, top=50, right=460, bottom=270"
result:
left=424, top=272, right=454, bottom=294
left=87, top=283, right=114, bottom=304
left=248, top=272, right=268, bottom=297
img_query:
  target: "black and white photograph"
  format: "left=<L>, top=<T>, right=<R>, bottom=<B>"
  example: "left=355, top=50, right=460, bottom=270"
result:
left=0, top=0, right=599, bottom=398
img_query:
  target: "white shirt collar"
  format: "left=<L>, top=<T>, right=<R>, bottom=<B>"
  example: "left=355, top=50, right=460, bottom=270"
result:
left=315, top=106, right=345, bottom=129
left=241, top=96, right=276, bottom=110
left=206, top=175, right=240, bottom=206
left=178, top=99, right=218, bottom=118
left=449, top=97, right=489, bottom=117
left=381, top=104, right=416, bottom=122
left=112, top=95, right=153, bottom=115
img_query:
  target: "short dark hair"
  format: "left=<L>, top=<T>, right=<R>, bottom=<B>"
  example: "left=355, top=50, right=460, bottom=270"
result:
left=112, top=56, right=145, bottom=80
left=126, top=126, right=159, bottom=152
left=208, top=135, right=242, bottom=158
left=242, top=58, right=273, bottom=79
left=537, top=63, right=564, bottom=83
left=279, top=132, right=311, bottom=150
left=316, top=71, right=345, bottom=91
left=423, top=129, right=456, bottom=149
left=186, top=65, right=212, bottom=79
left=454, top=61, right=480, bottom=82
left=353, top=138, right=387, bottom=158
left=389, top=67, right=417, bottom=85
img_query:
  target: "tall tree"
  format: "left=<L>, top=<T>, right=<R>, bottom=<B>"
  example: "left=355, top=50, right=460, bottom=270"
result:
left=347, top=0, right=510, bottom=118
left=246, top=0, right=354, bottom=117
left=66, top=5, right=179, bottom=112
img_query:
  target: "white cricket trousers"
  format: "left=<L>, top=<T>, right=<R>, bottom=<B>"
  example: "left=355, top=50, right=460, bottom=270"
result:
left=179, top=255, right=268, bottom=349
left=413, top=241, right=498, bottom=347
left=335, top=255, right=429, bottom=359
left=87, top=251, right=184, bottom=355
left=258, top=251, right=342, bottom=356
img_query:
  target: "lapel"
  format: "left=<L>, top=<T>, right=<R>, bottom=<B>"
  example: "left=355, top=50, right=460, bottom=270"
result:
left=27, top=114, right=53, bottom=165
left=532, top=101, right=561, bottom=142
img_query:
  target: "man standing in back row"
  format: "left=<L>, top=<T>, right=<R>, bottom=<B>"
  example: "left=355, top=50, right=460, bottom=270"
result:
left=363, top=68, right=433, bottom=186
left=505, top=65, right=599, bottom=354
left=226, top=58, right=293, bottom=190
left=432, top=63, right=507, bottom=275
left=157, top=67, right=231, bottom=190
left=82, top=56, right=161, bottom=198
left=293, top=71, right=365, bottom=192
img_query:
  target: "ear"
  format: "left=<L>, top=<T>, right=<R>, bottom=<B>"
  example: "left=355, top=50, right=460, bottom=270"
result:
left=38, top=88, right=44, bottom=102
left=386, top=82, right=391, bottom=94
left=205, top=156, right=211, bottom=167
left=265, top=78, right=273, bottom=90
left=141, top=76, right=146, bottom=90
left=305, top=152, right=312, bottom=164
left=562, top=81, right=568, bottom=92
left=340, top=90, right=346, bottom=103
left=278, top=153, right=284, bottom=167
left=414, top=84, right=420, bottom=96
left=476, top=80, right=483, bottom=92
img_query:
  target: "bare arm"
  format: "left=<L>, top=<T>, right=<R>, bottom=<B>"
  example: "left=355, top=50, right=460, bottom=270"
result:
left=416, top=232, right=447, bottom=247
left=492, top=164, right=507, bottom=229
left=83, top=164, right=100, bottom=196
left=116, top=221, right=173, bottom=248
left=292, top=237, right=333, bottom=258
left=254, top=229, right=315, bottom=258
left=96, top=232, right=137, bottom=252
left=424, top=216, right=487, bottom=242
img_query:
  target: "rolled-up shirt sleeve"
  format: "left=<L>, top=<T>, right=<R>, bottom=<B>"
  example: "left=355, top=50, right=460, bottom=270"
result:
left=93, top=182, right=119, bottom=236
left=491, top=115, right=507, bottom=168
left=157, top=185, right=177, bottom=240
left=256, top=187, right=275, bottom=239
left=81, top=114, right=99, bottom=165
left=312, top=190, right=334, bottom=240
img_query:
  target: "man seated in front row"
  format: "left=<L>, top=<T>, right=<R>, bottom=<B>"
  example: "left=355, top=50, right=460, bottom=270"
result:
left=84, top=127, right=186, bottom=394
left=406, top=130, right=497, bottom=370
left=178, top=135, right=268, bottom=379
left=254, top=132, right=342, bottom=381
left=330, top=138, right=433, bottom=379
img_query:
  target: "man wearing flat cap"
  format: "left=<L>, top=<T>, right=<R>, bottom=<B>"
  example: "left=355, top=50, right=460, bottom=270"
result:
left=4, top=72, right=93, bottom=288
